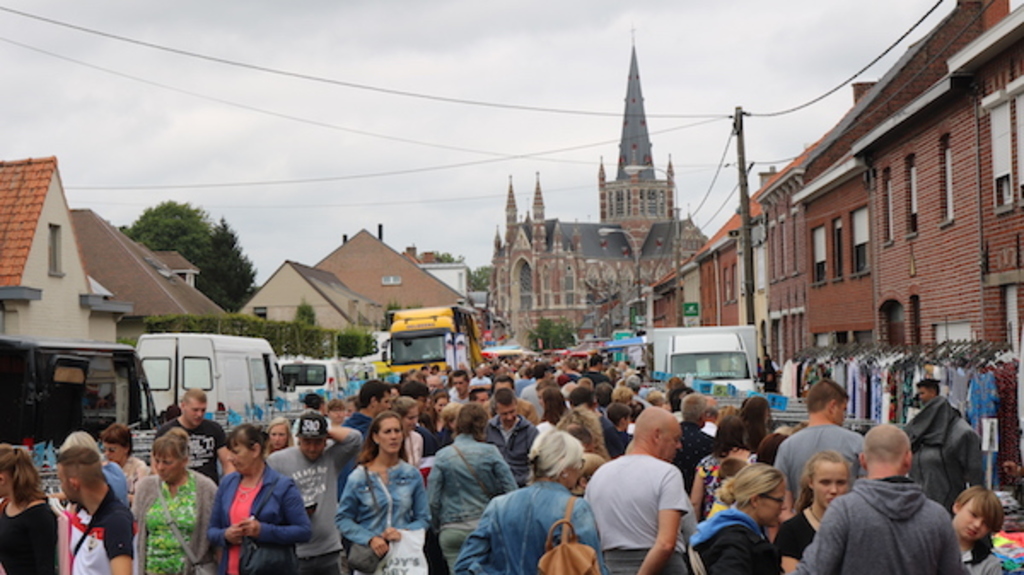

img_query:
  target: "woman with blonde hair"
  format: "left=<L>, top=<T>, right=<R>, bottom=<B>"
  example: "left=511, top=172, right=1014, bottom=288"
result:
left=557, top=406, right=610, bottom=460
left=690, top=463, right=785, bottom=575
left=133, top=427, right=218, bottom=575
left=0, top=444, right=56, bottom=574
left=265, top=417, right=293, bottom=455
left=775, top=450, right=850, bottom=573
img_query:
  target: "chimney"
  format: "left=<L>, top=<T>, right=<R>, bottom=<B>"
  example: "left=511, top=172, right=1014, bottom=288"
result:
left=422, top=252, right=437, bottom=264
left=405, top=246, right=418, bottom=260
left=852, top=82, right=876, bottom=104
left=759, top=166, right=778, bottom=188
left=377, top=224, right=383, bottom=240
left=342, top=234, right=348, bottom=244
left=978, top=0, right=1009, bottom=30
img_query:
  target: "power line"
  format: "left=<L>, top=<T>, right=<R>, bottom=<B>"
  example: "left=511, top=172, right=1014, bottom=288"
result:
left=74, top=181, right=598, bottom=210
left=687, top=129, right=734, bottom=220
left=66, top=117, right=727, bottom=191
left=0, top=5, right=728, bottom=120
left=747, top=0, right=945, bottom=118
left=698, top=183, right=740, bottom=230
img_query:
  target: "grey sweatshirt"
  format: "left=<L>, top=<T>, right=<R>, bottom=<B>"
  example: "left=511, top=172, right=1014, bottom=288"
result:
left=267, top=433, right=361, bottom=558
left=795, top=477, right=965, bottom=575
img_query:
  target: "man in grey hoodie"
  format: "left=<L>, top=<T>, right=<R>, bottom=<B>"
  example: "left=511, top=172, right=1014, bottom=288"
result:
left=795, top=424, right=963, bottom=575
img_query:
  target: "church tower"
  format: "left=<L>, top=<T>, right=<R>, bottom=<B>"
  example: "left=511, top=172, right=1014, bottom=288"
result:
left=600, top=45, right=675, bottom=233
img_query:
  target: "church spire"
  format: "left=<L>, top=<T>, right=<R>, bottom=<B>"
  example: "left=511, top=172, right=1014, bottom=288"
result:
left=532, top=172, right=545, bottom=221
left=505, top=175, right=517, bottom=229
left=617, top=45, right=654, bottom=181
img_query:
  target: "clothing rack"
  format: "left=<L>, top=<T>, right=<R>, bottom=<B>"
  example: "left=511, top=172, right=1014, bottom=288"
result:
left=791, top=341, right=1012, bottom=366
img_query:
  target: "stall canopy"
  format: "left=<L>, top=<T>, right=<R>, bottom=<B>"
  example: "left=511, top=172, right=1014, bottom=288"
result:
left=601, top=336, right=646, bottom=350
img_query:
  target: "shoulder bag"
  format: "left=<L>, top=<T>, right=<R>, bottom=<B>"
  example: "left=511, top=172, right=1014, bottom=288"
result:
left=537, top=497, right=600, bottom=575
left=453, top=445, right=494, bottom=498
left=155, top=481, right=216, bottom=575
left=239, top=477, right=299, bottom=575
left=347, top=467, right=386, bottom=573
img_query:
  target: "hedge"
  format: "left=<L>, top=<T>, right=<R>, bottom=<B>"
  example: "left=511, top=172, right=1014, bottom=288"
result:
left=143, top=314, right=375, bottom=359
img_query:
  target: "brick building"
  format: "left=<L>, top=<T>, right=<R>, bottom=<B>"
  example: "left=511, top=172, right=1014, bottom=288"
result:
left=752, top=0, right=1010, bottom=361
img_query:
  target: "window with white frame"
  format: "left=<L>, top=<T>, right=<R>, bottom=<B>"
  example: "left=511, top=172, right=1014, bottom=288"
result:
left=906, top=155, right=918, bottom=234
left=852, top=208, right=869, bottom=273
left=382, top=275, right=402, bottom=285
left=832, top=218, right=843, bottom=278
left=812, top=226, right=826, bottom=283
left=882, top=168, right=893, bottom=242
left=940, top=135, right=954, bottom=222
left=991, top=101, right=1013, bottom=207
left=614, top=190, right=625, bottom=216
left=564, top=266, right=575, bottom=306
left=755, top=244, right=766, bottom=291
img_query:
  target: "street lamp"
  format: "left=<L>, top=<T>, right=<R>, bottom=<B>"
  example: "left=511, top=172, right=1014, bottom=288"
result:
left=598, top=227, right=648, bottom=333
left=622, top=163, right=684, bottom=327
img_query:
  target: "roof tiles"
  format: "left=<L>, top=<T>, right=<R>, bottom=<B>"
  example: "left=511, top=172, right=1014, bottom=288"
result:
left=0, top=157, right=58, bottom=286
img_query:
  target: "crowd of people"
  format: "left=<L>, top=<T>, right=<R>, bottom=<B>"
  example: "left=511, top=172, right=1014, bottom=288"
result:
left=0, top=354, right=1009, bottom=575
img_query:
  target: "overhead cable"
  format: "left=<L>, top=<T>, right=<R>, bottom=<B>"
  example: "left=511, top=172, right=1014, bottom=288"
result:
left=0, top=5, right=727, bottom=120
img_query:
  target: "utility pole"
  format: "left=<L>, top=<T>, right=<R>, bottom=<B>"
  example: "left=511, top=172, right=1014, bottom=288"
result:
left=735, top=106, right=755, bottom=326
left=674, top=207, right=683, bottom=326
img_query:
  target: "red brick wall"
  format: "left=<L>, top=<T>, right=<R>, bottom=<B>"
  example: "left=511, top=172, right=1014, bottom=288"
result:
left=869, top=96, right=982, bottom=344
left=804, top=178, right=874, bottom=336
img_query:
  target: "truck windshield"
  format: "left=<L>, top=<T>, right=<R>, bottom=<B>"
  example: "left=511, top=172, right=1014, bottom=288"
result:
left=670, top=352, right=750, bottom=380
left=392, top=334, right=445, bottom=365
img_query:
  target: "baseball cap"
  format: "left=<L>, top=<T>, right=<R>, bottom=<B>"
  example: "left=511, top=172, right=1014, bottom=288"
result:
left=303, top=392, right=324, bottom=410
left=296, top=412, right=329, bottom=439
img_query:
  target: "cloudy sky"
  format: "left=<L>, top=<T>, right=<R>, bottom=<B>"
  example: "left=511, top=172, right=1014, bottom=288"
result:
left=0, top=0, right=1009, bottom=283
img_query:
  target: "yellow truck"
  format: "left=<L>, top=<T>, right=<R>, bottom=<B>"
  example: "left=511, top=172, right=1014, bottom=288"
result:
left=388, top=306, right=484, bottom=373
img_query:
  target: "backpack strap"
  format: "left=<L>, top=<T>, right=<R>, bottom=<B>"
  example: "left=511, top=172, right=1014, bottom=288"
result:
left=544, top=496, right=578, bottom=551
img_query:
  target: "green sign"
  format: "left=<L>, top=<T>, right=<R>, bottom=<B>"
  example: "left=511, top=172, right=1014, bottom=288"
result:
left=683, top=302, right=700, bottom=317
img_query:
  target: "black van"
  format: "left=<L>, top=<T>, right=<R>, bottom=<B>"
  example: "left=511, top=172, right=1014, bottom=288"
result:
left=0, top=335, right=157, bottom=450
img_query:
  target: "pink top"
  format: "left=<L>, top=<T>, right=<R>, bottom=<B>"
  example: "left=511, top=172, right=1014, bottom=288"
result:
left=227, top=483, right=262, bottom=575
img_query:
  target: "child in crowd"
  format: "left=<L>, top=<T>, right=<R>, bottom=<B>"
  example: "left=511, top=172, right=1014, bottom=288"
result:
left=952, top=486, right=1004, bottom=575
left=706, top=457, right=749, bottom=519
left=606, top=402, right=633, bottom=449
left=326, top=398, right=349, bottom=426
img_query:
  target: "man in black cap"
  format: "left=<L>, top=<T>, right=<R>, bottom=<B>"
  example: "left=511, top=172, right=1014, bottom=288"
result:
left=268, top=412, right=361, bottom=575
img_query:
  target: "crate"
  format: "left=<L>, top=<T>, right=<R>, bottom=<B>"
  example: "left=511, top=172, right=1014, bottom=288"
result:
left=767, top=393, right=789, bottom=411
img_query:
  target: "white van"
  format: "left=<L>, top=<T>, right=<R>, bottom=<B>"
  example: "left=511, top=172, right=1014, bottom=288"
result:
left=278, top=358, right=348, bottom=405
left=137, top=333, right=282, bottom=418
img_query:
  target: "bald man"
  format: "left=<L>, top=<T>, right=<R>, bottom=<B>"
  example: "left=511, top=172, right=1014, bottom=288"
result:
left=795, top=425, right=963, bottom=575
left=585, top=408, right=696, bottom=575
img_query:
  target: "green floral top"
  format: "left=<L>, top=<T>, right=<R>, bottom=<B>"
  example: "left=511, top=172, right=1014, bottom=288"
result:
left=145, top=474, right=198, bottom=575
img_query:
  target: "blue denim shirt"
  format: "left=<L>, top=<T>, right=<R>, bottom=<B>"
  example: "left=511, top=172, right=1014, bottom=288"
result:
left=335, top=461, right=430, bottom=545
left=427, top=435, right=518, bottom=530
left=454, top=481, right=610, bottom=575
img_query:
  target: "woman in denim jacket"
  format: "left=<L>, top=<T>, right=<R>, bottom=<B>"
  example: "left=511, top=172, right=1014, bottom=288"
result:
left=337, top=411, right=431, bottom=573
left=428, top=403, right=518, bottom=572
left=454, top=430, right=610, bottom=575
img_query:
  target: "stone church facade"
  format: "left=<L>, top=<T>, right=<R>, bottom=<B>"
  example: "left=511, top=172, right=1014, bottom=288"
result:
left=491, top=47, right=707, bottom=342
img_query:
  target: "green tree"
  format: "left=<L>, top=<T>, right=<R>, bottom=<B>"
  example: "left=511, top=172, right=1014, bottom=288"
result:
left=125, top=202, right=257, bottom=312
left=527, top=318, right=577, bottom=351
left=337, top=327, right=375, bottom=357
left=294, top=300, right=316, bottom=326
left=434, top=252, right=464, bottom=263
left=201, top=218, right=257, bottom=312
left=469, top=266, right=492, bottom=292
left=124, top=201, right=211, bottom=267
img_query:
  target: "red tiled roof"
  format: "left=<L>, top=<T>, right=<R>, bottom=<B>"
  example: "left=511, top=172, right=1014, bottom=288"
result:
left=0, top=157, right=58, bottom=286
